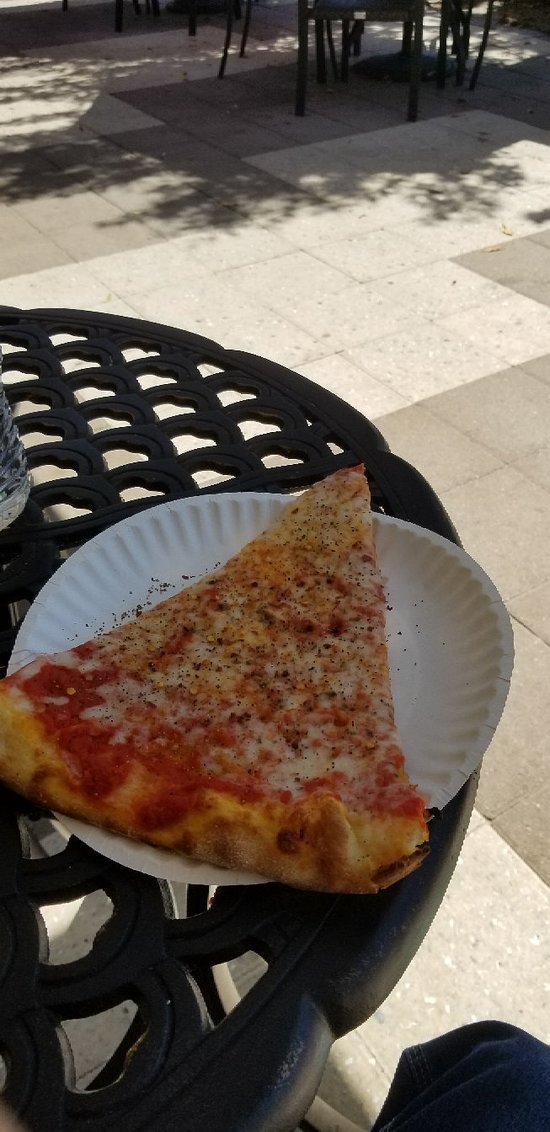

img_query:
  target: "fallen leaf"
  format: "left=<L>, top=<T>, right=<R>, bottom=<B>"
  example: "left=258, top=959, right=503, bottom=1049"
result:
left=501, top=224, right=514, bottom=236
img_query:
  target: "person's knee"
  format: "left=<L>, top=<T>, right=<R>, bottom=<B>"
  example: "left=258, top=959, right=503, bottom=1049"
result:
left=416, top=1022, right=550, bottom=1131
left=419, top=1020, right=546, bottom=1072
left=372, top=1022, right=550, bottom=1132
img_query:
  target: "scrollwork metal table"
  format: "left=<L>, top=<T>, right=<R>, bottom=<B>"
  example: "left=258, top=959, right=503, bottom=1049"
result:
left=0, top=305, right=476, bottom=1132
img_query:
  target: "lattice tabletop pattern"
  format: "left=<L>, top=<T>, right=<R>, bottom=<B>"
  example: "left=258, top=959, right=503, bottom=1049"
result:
left=0, top=307, right=472, bottom=1132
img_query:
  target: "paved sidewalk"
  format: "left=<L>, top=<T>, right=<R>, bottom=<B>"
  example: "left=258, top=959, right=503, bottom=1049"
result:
left=1, top=1, right=549, bottom=1126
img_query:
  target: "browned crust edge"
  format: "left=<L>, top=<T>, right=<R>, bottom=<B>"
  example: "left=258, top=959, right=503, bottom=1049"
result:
left=0, top=695, right=428, bottom=894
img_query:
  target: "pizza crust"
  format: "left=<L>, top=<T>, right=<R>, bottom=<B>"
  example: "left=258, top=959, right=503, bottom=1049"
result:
left=0, top=693, right=426, bottom=893
left=0, top=468, right=430, bottom=893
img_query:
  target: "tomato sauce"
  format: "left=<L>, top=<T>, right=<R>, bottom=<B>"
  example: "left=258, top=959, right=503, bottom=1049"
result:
left=60, top=724, right=134, bottom=796
left=17, top=657, right=424, bottom=826
left=135, top=770, right=273, bottom=830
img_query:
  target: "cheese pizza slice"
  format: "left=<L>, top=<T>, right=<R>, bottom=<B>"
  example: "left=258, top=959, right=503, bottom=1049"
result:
left=0, top=466, right=429, bottom=893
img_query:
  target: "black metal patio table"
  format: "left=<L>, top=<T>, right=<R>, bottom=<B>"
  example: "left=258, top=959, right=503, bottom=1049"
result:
left=0, top=305, right=476, bottom=1132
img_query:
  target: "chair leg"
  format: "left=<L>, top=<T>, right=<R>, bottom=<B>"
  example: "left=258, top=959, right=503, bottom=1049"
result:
left=437, top=0, right=450, bottom=88
left=401, top=15, right=412, bottom=55
left=219, top=0, right=234, bottom=76
left=315, top=19, right=327, bottom=83
left=438, top=0, right=470, bottom=88
left=115, top=0, right=124, bottom=31
left=407, top=0, right=424, bottom=122
left=188, top=0, right=197, bottom=35
left=454, top=5, right=469, bottom=86
left=240, top=0, right=253, bottom=56
left=462, top=0, right=474, bottom=55
left=469, top=0, right=495, bottom=90
left=441, top=0, right=470, bottom=88
left=351, top=18, right=363, bottom=56
left=326, top=20, right=339, bottom=80
left=341, top=19, right=350, bottom=83
left=295, top=0, right=309, bottom=115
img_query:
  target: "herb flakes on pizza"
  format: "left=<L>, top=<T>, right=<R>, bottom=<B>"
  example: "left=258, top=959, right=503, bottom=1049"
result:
left=0, top=466, right=429, bottom=893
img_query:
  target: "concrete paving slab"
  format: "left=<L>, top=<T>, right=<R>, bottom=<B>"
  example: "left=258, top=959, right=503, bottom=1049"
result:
left=395, top=214, right=536, bottom=258
left=421, top=366, right=550, bottom=463
left=475, top=620, right=550, bottom=827
left=307, top=226, right=437, bottom=284
left=83, top=227, right=290, bottom=293
left=517, top=352, right=550, bottom=386
left=512, top=444, right=550, bottom=494
left=295, top=353, right=410, bottom=418
left=246, top=107, right=542, bottom=165
left=48, top=216, right=162, bottom=259
left=34, top=133, right=153, bottom=175
left=257, top=196, right=403, bottom=250
left=346, top=320, right=505, bottom=401
left=0, top=261, right=115, bottom=308
left=166, top=223, right=297, bottom=271
left=530, top=228, right=550, bottom=251
left=277, top=279, right=426, bottom=350
left=0, top=205, right=54, bottom=244
left=11, top=186, right=128, bottom=232
left=509, top=580, right=550, bottom=648
left=253, top=88, right=403, bottom=135
left=374, top=402, right=504, bottom=495
left=446, top=107, right=550, bottom=145
left=80, top=91, right=163, bottom=134
left=105, top=125, right=243, bottom=171
left=457, top=232, right=550, bottom=306
left=441, top=464, right=550, bottom=602
left=435, top=291, right=550, bottom=367
left=76, top=294, right=145, bottom=319
left=123, top=274, right=323, bottom=366
left=493, top=786, right=550, bottom=887
left=372, top=259, right=510, bottom=321
left=222, top=244, right=404, bottom=309
left=0, top=234, right=74, bottom=279
left=220, top=248, right=353, bottom=308
left=245, top=119, right=550, bottom=249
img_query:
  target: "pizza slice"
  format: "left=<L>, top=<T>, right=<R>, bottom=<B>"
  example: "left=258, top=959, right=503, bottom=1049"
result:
left=0, top=466, right=429, bottom=893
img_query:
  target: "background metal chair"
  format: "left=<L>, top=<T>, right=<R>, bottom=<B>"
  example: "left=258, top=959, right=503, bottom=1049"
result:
left=220, top=0, right=425, bottom=120
left=437, top=0, right=496, bottom=90
left=296, top=0, right=425, bottom=117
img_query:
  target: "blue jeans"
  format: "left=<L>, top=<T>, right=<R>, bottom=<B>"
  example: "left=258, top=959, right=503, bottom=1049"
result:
left=370, top=1022, right=550, bottom=1132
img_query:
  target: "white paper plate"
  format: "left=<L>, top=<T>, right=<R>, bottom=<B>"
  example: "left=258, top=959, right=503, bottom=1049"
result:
left=9, top=492, right=514, bottom=885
